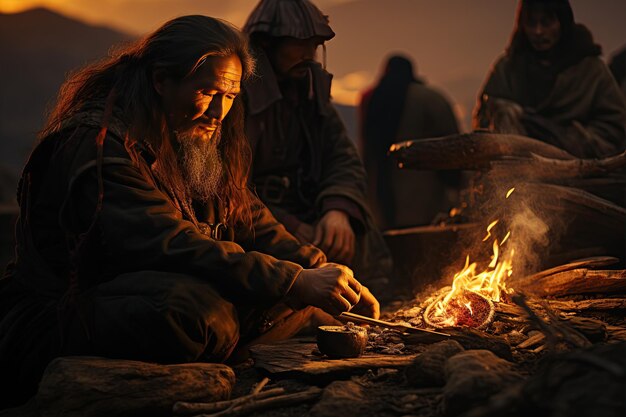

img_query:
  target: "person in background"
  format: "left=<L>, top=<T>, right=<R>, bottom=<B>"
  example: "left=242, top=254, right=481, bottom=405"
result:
left=242, top=0, right=392, bottom=291
left=473, top=0, right=626, bottom=158
left=359, top=54, right=461, bottom=230
left=0, top=15, right=379, bottom=408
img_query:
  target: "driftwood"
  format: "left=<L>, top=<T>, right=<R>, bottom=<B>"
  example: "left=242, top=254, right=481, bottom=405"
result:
left=389, top=132, right=574, bottom=170
left=487, top=150, right=626, bottom=180
left=189, top=388, right=322, bottom=417
left=36, top=356, right=234, bottom=417
left=173, top=388, right=286, bottom=415
left=514, top=256, right=619, bottom=282
left=514, top=269, right=626, bottom=297
left=547, top=298, right=626, bottom=311
left=512, top=183, right=626, bottom=231
left=249, top=339, right=418, bottom=377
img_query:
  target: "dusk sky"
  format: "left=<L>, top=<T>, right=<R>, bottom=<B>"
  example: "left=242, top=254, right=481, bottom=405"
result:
left=1, top=0, right=625, bottom=130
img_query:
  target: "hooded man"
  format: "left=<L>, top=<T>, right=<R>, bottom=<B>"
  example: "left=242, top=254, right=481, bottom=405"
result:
left=473, top=0, right=626, bottom=158
left=0, top=15, right=379, bottom=408
left=242, top=0, right=393, bottom=291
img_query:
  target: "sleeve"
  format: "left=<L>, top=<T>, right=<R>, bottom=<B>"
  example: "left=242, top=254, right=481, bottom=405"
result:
left=563, top=62, right=626, bottom=158
left=64, top=133, right=304, bottom=306
left=472, top=57, right=511, bottom=131
left=236, top=194, right=326, bottom=269
left=316, top=103, right=369, bottom=230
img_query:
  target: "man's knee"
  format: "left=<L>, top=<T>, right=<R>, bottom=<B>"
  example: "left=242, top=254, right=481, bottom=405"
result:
left=83, top=272, right=241, bottom=363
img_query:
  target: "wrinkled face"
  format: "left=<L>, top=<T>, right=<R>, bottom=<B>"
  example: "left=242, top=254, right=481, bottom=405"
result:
left=523, top=8, right=561, bottom=52
left=269, top=36, right=324, bottom=80
left=157, top=54, right=242, bottom=142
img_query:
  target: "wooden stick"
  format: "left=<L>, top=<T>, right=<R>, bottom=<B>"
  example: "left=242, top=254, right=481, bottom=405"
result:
left=338, top=311, right=450, bottom=337
left=193, top=387, right=323, bottom=417
left=173, top=388, right=285, bottom=415
left=249, top=377, right=269, bottom=395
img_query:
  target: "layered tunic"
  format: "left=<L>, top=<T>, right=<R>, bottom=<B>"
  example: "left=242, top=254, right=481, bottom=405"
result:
left=0, top=109, right=324, bottom=406
left=244, top=51, right=392, bottom=284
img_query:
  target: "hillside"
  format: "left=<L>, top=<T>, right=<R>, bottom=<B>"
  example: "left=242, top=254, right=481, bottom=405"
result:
left=0, top=7, right=133, bottom=188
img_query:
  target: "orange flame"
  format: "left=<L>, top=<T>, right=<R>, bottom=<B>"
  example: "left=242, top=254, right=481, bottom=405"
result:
left=430, top=188, right=516, bottom=326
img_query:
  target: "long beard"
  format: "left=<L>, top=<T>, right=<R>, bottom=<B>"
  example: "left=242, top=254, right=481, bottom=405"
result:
left=177, top=128, right=224, bottom=202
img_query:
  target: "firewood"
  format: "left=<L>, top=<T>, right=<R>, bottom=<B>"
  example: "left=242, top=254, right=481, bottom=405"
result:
left=547, top=298, right=626, bottom=311
left=172, top=388, right=285, bottom=415
left=514, top=256, right=619, bottom=282
left=487, top=150, right=626, bottom=180
left=389, top=132, right=574, bottom=170
left=36, top=356, right=235, bottom=417
left=192, top=387, right=322, bottom=417
left=514, top=269, right=626, bottom=297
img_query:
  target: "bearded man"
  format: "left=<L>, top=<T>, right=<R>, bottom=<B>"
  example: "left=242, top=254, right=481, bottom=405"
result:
left=0, top=15, right=378, bottom=408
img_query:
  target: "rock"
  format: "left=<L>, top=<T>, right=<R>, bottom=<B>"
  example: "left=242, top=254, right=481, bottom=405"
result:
left=309, top=380, right=368, bottom=417
left=37, top=356, right=235, bottom=417
left=405, top=340, right=465, bottom=387
left=442, top=350, right=523, bottom=415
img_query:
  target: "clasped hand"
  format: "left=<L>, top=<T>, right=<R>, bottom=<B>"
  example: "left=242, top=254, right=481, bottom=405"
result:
left=290, top=262, right=380, bottom=319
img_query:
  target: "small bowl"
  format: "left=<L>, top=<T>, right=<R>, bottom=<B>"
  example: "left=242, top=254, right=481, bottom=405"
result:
left=316, top=325, right=368, bottom=358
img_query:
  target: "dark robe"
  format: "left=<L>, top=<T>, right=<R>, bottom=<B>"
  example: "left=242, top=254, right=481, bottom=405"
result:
left=244, top=50, right=392, bottom=286
left=0, top=108, right=324, bottom=407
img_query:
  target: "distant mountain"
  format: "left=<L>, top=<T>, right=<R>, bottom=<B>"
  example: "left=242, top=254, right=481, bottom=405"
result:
left=0, top=7, right=134, bottom=194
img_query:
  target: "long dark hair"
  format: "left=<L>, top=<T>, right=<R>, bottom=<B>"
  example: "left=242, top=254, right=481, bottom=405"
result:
left=506, top=0, right=600, bottom=66
left=41, top=15, right=256, bottom=226
left=362, top=55, right=417, bottom=227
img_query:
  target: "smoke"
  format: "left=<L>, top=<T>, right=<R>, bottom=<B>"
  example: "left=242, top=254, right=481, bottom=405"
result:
left=507, top=203, right=550, bottom=278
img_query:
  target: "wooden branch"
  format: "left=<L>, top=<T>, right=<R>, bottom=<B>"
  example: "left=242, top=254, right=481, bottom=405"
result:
left=487, top=150, right=626, bottom=180
left=389, top=132, right=574, bottom=171
left=547, top=298, right=626, bottom=311
left=513, top=256, right=619, bottom=283
left=173, top=388, right=285, bottom=415
left=193, top=387, right=322, bottom=417
left=513, top=269, right=626, bottom=297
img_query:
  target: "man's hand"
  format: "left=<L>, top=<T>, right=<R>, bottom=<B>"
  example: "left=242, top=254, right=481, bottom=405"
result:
left=289, top=263, right=379, bottom=317
left=350, top=285, right=380, bottom=319
left=313, top=210, right=355, bottom=264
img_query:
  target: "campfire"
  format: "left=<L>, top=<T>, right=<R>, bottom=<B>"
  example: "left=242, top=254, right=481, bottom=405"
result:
left=423, top=188, right=516, bottom=330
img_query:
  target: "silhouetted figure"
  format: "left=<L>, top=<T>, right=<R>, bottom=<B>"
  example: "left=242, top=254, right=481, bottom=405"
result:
left=359, top=55, right=460, bottom=229
left=243, top=0, right=392, bottom=288
left=474, top=0, right=626, bottom=158
left=0, top=15, right=379, bottom=408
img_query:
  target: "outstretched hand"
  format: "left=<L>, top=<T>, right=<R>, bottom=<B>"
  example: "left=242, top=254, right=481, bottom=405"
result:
left=289, top=263, right=380, bottom=319
left=313, top=210, right=355, bottom=265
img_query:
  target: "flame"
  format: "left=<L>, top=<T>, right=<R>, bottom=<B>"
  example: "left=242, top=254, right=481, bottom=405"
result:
left=429, top=189, right=516, bottom=327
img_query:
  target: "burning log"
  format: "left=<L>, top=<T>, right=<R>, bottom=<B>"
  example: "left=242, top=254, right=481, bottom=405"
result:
left=388, top=132, right=574, bottom=171
left=36, top=356, right=234, bottom=417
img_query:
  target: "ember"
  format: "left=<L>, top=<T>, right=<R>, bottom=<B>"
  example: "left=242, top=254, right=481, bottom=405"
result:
left=424, top=290, right=494, bottom=329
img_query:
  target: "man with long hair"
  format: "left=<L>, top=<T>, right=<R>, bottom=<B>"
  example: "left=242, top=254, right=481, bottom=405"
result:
left=243, top=0, right=392, bottom=292
left=0, top=15, right=378, bottom=408
left=473, top=0, right=626, bottom=158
